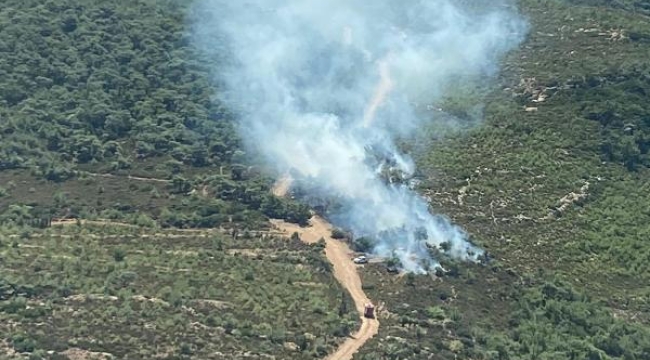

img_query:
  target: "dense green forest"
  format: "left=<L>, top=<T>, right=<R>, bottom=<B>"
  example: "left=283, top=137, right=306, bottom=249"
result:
left=1, top=0, right=650, bottom=359
left=0, top=0, right=311, bottom=230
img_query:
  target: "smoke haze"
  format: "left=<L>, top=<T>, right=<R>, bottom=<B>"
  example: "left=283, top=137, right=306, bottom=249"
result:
left=191, top=0, right=526, bottom=272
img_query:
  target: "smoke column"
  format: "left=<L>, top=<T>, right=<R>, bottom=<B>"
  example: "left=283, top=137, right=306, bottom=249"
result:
left=191, top=0, right=526, bottom=273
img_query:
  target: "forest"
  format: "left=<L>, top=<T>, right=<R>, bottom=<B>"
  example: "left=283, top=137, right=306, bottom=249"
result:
left=1, top=0, right=650, bottom=359
left=0, top=0, right=311, bottom=230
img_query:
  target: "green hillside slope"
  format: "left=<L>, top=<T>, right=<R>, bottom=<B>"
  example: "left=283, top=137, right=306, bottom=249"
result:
left=0, top=0, right=310, bottom=230
left=0, top=1, right=345, bottom=359
left=1, top=0, right=649, bottom=359
left=356, top=0, right=650, bottom=359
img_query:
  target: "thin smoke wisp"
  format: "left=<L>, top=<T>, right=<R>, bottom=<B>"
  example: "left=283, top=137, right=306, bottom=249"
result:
left=191, top=0, right=527, bottom=273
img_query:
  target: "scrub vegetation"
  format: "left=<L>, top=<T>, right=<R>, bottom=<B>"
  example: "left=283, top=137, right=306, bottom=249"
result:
left=356, top=0, right=650, bottom=359
left=1, top=0, right=650, bottom=359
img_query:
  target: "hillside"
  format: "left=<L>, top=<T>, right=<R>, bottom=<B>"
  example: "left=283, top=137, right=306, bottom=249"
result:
left=1, top=0, right=650, bottom=359
left=0, top=1, right=349, bottom=359
left=0, top=0, right=311, bottom=230
left=2, top=224, right=359, bottom=359
left=355, top=0, right=650, bottom=359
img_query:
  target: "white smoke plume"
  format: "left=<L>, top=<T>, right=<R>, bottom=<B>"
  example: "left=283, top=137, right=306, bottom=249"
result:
left=190, top=0, right=527, bottom=273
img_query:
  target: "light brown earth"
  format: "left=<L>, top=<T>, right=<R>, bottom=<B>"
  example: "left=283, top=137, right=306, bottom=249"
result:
left=362, top=55, right=394, bottom=129
left=50, top=219, right=138, bottom=228
left=86, top=172, right=170, bottom=183
left=271, top=173, right=294, bottom=197
left=271, top=178, right=379, bottom=360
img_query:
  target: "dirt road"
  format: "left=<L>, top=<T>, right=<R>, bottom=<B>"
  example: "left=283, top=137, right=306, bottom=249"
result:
left=270, top=178, right=379, bottom=360
left=49, top=176, right=379, bottom=359
left=272, top=217, right=379, bottom=359
left=50, top=219, right=138, bottom=228
left=362, top=55, right=394, bottom=129
left=271, top=173, right=294, bottom=197
left=85, top=172, right=171, bottom=183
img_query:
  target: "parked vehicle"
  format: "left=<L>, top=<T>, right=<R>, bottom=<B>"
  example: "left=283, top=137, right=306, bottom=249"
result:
left=353, top=255, right=368, bottom=264
left=364, top=302, right=375, bottom=318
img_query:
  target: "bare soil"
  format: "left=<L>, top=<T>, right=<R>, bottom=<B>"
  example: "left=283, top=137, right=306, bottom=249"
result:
left=271, top=216, right=379, bottom=360
left=271, top=175, right=380, bottom=359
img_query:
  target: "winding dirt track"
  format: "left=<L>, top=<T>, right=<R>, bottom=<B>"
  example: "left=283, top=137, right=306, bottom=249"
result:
left=48, top=174, right=379, bottom=359
left=271, top=178, right=379, bottom=360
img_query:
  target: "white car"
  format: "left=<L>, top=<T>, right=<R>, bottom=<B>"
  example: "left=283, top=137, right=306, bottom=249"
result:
left=353, top=256, right=368, bottom=264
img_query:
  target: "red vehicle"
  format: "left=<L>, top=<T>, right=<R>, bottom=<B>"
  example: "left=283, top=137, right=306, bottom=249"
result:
left=364, top=302, right=375, bottom=318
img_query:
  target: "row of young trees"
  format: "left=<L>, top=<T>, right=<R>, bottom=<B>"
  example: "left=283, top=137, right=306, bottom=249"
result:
left=0, top=224, right=357, bottom=359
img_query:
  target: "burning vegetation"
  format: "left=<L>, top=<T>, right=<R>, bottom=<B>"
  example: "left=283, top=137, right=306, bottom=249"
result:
left=191, top=0, right=526, bottom=273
